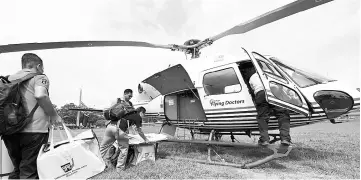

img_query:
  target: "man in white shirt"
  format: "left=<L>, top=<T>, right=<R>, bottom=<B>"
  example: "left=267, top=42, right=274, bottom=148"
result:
left=248, top=68, right=292, bottom=146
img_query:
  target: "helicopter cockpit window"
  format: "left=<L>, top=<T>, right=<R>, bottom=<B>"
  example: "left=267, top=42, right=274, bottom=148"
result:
left=270, top=81, right=303, bottom=106
left=252, top=53, right=286, bottom=82
left=203, top=68, right=241, bottom=95
left=271, top=58, right=336, bottom=88
left=257, top=61, right=273, bottom=73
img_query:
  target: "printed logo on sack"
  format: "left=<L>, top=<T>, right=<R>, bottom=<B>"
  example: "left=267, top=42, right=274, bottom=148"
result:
left=55, top=152, right=88, bottom=179
left=61, top=158, right=75, bottom=173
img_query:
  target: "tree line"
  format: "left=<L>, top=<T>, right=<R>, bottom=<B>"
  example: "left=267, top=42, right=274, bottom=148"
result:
left=54, top=103, right=108, bottom=128
left=54, top=103, right=160, bottom=128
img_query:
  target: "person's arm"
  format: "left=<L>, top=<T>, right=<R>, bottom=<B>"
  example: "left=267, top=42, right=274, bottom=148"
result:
left=135, top=127, right=149, bottom=143
left=33, top=75, right=62, bottom=125
left=248, top=76, right=256, bottom=102
left=132, top=114, right=149, bottom=143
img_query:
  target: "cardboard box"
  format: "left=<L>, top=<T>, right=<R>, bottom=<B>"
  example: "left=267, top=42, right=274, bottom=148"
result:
left=131, top=144, right=155, bottom=165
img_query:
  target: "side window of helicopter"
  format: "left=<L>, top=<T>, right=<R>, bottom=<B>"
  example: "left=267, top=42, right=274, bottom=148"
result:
left=203, top=68, right=242, bottom=95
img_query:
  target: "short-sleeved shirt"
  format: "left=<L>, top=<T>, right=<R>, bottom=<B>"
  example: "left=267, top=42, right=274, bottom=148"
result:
left=249, top=73, right=264, bottom=95
left=9, top=69, right=50, bottom=133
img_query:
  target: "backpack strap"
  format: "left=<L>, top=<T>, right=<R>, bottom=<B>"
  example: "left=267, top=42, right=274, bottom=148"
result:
left=27, top=103, right=39, bottom=118
left=18, top=73, right=43, bottom=117
left=10, top=72, right=36, bottom=84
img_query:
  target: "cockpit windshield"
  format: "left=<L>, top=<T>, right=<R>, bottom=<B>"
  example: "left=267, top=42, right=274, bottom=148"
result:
left=271, top=58, right=336, bottom=88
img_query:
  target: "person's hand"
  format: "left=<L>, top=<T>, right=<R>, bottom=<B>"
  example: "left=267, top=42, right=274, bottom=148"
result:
left=50, top=115, right=63, bottom=127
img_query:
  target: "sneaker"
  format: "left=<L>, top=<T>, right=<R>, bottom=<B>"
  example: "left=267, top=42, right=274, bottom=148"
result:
left=281, top=140, right=292, bottom=146
left=258, top=140, right=269, bottom=146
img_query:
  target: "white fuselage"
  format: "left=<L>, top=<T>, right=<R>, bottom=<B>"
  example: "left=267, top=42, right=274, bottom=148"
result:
left=139, top=51, right=360, bottom=133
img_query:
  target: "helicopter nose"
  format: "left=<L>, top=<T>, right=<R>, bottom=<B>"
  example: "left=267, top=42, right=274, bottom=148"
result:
left=313, top=90, right=355, bottom=119
left=351, top=97, right=360, bottom=112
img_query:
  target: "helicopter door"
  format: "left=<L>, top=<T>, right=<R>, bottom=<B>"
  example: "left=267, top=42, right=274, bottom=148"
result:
left=199, top=64, right=249, bottom=112
left=244, top=49, right=310, bottom=117
left=141, top=64, right=195, bottom=95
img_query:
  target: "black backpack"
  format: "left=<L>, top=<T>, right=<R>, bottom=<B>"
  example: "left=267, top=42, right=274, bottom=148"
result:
left=0, top=72, right=41, bottom=136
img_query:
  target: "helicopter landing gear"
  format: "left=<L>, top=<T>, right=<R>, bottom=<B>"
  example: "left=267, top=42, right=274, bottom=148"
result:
left=242, top=144, right=293, bottom=169
left=161, top=129, right=293, bottom=169
left=230, top=132, right=236, bottom=142
left=190, top=130, right=195, bottom=140
left=207, top=130, right=215, bottom=162
left=162, top=135, right=293, bottom=169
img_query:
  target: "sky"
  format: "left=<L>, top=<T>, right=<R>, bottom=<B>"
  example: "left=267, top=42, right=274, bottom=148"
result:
left=0, top=0, right=359, bottom=109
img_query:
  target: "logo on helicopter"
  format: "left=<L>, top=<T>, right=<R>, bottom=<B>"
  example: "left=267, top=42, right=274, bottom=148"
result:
left=209, top=99, right=244, bottom=107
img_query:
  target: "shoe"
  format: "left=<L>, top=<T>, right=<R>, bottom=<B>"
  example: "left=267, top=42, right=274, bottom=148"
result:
left=281, top=140, right=292, bottom=146
left=258, top=140, right=269, bottom=146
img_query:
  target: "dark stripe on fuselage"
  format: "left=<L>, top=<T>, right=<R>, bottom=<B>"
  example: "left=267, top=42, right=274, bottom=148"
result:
left=166, top=114, right=326, bottom=124
left=204, top=106, right=256, bottom=112
left=205, top=110, right=258, bottom=115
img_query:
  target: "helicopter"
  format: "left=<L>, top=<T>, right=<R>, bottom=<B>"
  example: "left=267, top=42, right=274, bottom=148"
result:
left=0, top=0, right=359, bottom=168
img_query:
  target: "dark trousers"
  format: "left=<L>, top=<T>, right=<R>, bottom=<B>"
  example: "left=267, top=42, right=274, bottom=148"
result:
left=254, top=90, right=291, bottom=142
left=2, top=133, right=49, bottom=179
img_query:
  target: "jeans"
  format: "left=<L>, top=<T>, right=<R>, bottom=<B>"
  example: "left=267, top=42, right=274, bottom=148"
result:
left=254, top=90, right=291, bottom=142
left=2, top=133, right=49, bottom=179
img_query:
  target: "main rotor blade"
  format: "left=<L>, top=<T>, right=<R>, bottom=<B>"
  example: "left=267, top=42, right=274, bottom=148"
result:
left=0, top=41, right=174, bottom=53
left=207, top=0, right=334, bottom=44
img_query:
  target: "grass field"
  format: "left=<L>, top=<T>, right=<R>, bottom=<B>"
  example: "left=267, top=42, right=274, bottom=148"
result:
left=53, top=118, right=360, bottom=179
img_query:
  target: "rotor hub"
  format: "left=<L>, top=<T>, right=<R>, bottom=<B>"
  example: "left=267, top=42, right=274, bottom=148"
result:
left=184, top=39, right=201, bottom=59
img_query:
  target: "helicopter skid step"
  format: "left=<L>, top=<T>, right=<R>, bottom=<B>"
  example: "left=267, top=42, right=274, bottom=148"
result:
left=169, top=157, right=246, bottom=168
left=242, top=144, right=293, bottom=169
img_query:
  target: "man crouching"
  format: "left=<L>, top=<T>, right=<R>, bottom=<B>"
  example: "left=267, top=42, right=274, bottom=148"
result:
left=99, top=89, right=149, bottom=172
